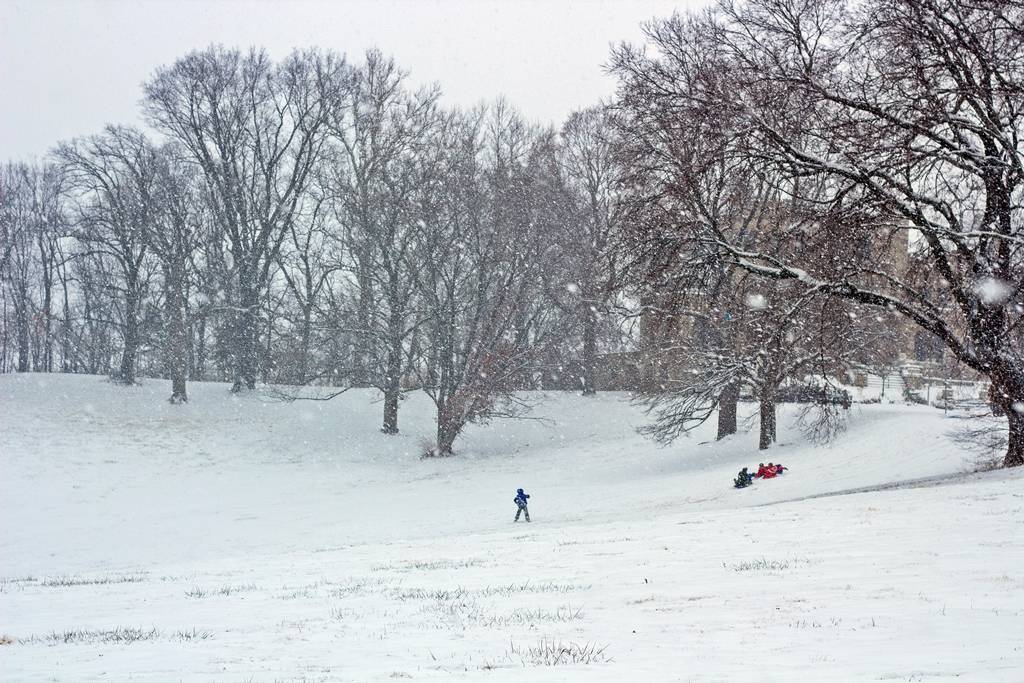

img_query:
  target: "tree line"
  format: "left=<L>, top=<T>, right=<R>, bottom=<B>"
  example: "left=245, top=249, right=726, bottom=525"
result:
left=3, top=0, right=1021, bottom=466
left=0, top=48, right=628, bottom=455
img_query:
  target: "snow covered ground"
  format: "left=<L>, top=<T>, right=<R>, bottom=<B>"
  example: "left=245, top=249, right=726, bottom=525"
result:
left=1, top=373, right=1022, bottom=681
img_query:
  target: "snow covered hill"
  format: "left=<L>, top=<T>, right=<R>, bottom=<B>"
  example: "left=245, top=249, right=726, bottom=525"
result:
left=1, top=374, right=1022, bottom=681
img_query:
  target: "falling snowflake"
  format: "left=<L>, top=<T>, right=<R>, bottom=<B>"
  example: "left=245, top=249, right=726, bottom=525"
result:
left=745, top=293, right=768, bottom=310
left=973, top=277, right=1013, bottom=306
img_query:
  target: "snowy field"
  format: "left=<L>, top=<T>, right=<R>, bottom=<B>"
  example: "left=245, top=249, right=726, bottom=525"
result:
left=1, top=374, right=1022, bottom=681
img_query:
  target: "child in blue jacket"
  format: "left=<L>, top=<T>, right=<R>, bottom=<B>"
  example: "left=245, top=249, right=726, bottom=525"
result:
left=514, top=488, right=530, bottom=522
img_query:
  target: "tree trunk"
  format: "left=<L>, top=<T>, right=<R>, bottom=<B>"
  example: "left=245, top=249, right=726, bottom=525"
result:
left=352, top=255, right=374, bottom=388
left=165, top=264, right=189, bottom=404
left=436, top=413, right=459, bottom=456
left=232, top=281, right=259, bottom=392
left=581, top=303, right=598, bottom=395
left=15, top=287, right=30, bottom=373
left=382, top=344, right=402, bottom=435
left=41, top=275, right=53, bottom=372
left=717, top=382, right=739, bottom=439
left=264, top=293, right=275, bottom=383
left=990, top=366, right=1024, bottom=468
left=193, top=315, right=207, bottom=381
left=1005, top=407, right=1024, bottom=468
left=60, top=270, right=72, bottom=372
left=298, top=304, right=312, bottom=385
left=83, top=293, right=95, bottom=373
left=759, top=386, right=776, bottom=450
left=119, top=285, right=139, bottom=384
left=1, top=296, right=9, bottom=373
left=383, top=382, right=400, bottom=434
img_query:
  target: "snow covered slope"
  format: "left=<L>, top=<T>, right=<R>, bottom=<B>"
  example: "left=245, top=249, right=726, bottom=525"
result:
left=1, top=374, right=1021, bottom=681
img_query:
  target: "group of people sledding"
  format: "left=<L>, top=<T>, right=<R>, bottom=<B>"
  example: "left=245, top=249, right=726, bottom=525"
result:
left=734, top=462, right=787, bottom=488
left=513, top=460, right=788, bottom=521
left=514, top=461, right=785, bottom=522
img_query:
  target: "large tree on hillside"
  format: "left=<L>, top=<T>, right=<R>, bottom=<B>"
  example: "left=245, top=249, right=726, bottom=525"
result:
left=151, top=147, right=207, bottom=403
left=615, top=0, right=1024, bottom=467
left=416, top=105, right=545, bottom=455
left=325, top=50, right=441, bottom=433
left=611, top=11, right=777, bottom=441
left=611, top=17, right=778, bottom=445
left=143, top=46, right=344, bottom=392
left=712, top=0, right=1024, bottom=467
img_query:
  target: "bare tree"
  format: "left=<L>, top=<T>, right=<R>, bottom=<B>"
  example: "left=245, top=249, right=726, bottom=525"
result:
left=416, top=105, right=543, bottom=455
left=325, top=50, right=440, bottom=432
left=612, top=11, right=881, bottom=449
left=5, top=163, right=66, bottom=372
left=1, top=163, right=37, bottom=372
left=57, top=127, right=159, bottom=385
left=33, top=173, right=64, bottom=374
left=538, top=106, right=627, bottom=394
left=186, top=216, right=232, bottom=383
left=67, top=250, right=121, bottom=375
left=611, top=11, right=770, bottom=440
left=276, top=185, right=342, bottom=386
left=150, top=147, right=207, bottom=402
left=692, top=0, right=1024, bottom=467
left=144, top=46, right=343, bottom=392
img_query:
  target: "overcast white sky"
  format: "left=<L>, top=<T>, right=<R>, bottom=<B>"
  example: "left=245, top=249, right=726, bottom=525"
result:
left=1, top=0, right=707, bottom=160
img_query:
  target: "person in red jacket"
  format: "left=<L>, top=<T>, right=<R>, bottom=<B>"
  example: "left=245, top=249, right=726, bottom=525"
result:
left=762, top=463, right=778, bottom=479
left=755, top=463, right=768, bottom=478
